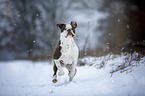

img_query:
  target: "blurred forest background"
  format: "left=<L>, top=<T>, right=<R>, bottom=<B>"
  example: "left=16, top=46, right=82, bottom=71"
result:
left=0, top=0, right=145, bottom=61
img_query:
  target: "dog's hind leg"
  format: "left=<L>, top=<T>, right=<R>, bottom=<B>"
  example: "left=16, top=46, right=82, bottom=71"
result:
left=69, top=68, right=77, bottom=81
left=52, top=61, right=58, bottom=83
left=66, top=64, right=77, bottom=81
left=68, top=59, right=78, bottom=81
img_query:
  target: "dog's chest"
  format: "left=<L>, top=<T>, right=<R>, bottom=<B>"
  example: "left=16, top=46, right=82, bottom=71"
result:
left=60, top=36, right=78, bottom=64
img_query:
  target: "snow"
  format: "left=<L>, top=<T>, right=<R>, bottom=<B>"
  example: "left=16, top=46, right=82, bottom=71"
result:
left=0, top=54, right=145, bottom=96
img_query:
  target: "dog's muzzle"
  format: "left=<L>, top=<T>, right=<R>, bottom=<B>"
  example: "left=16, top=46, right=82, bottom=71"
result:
left=67, top=29, right=75, bottom=37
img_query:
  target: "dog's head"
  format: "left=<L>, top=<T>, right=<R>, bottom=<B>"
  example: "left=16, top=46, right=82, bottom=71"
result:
left=57, top=21, right=77, bottom=37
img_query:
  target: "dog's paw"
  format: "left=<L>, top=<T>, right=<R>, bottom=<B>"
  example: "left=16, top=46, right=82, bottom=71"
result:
left=58, top=70, right=64, bottom=76
left=52, top=79, right=57, bottom=83
left=69, top=77, right=73, bottom=82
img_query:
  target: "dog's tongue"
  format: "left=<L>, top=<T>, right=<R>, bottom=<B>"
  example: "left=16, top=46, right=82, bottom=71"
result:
left=71, top=31, right=75, bottom=36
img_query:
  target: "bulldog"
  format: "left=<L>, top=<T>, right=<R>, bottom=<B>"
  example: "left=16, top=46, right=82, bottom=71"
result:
left=52, top=21, right=79, bottom=83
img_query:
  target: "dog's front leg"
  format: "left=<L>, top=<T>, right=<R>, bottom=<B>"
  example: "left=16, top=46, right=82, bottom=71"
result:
left=52, top=60, right=65, bottom=83
left=52, top=61, right=58, bottom=83
left=54, top=60, right=65, bottom=76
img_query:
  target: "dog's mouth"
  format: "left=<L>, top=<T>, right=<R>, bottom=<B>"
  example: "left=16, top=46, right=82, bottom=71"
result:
left=65, top=29, right=75, bottom=38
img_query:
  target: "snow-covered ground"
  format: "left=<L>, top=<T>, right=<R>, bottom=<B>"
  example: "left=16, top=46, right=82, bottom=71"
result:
left=0, top=54, right=145, bottom=96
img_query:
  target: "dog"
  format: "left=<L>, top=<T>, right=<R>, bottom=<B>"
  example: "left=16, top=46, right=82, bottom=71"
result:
left=52, top=21, right=79, bottom=83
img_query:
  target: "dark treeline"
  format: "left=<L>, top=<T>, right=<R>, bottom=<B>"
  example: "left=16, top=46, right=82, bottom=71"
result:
left=0, top=0, right=65, bottom=60
left=91, top=0, right=145, bottom=57
left=0, top=0, right=145, bottom=60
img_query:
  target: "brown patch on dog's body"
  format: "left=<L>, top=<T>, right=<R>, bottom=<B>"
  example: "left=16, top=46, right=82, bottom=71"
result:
left=53, top=40, right=62, bottom=59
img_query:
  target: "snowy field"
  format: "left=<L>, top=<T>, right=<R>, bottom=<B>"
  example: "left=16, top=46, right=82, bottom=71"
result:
left=0, top=54, right=145, bottom=96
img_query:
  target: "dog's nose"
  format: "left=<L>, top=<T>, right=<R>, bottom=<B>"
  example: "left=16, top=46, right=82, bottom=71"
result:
left=66, top=29, right=75, bottom=37
left=67, top=29, right=71, bottom=33
left=67, top=29, right=72, bottom=36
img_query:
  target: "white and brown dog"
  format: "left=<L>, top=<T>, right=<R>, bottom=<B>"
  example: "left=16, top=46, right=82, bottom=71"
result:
left=52, top=21, right=79, bottom=83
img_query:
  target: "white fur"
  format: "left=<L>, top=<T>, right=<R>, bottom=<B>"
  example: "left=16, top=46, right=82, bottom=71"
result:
left=66, top=24, right=72, bottom=29
left=53, top=24, right=79, bottom=80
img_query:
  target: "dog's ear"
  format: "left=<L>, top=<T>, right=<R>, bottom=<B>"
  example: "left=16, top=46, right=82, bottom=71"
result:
left=57, top=24, right=66, bottom=32
left=70, top=21, right=77, bottom=28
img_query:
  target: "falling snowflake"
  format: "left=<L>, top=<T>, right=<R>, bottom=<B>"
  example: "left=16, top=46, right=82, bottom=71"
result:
left=18, top=14, right=20, bottom=17
left=36, top=14, right=39, bottom=16
left=127, top=24, right=129, bottom=29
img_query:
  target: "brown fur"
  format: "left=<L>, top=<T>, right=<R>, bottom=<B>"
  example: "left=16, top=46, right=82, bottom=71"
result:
left=53, top=40, right=62, bottom=59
